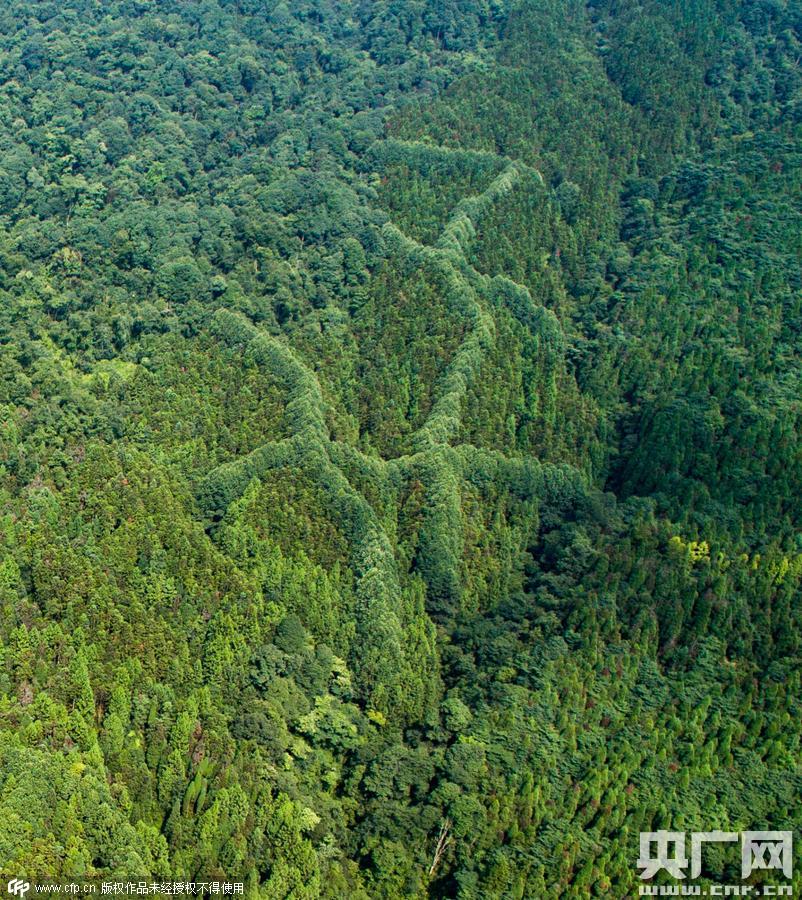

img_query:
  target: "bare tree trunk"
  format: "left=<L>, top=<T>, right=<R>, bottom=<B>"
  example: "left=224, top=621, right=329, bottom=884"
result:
left=429, top=818, right=453, bottom=877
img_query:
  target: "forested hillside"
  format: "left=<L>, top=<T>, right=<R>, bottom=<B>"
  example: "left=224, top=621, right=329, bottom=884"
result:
left=0, top=0, right=800, bottom=896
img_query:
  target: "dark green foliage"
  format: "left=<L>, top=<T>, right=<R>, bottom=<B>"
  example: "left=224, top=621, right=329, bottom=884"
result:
left=0, top=0, right=800, bottom=896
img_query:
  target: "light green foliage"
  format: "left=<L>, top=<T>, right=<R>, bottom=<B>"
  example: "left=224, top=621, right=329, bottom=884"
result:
left=0, top=0, right=800, bottom=896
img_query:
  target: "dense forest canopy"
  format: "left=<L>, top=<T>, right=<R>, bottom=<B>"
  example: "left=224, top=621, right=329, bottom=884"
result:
left=0, top=0, right=800, bottom=896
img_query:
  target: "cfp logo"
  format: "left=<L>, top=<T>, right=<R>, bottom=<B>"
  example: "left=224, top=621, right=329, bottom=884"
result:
left=7, top=881, right=30, bottom=899
left=638, top=831, right=793, bottom=881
